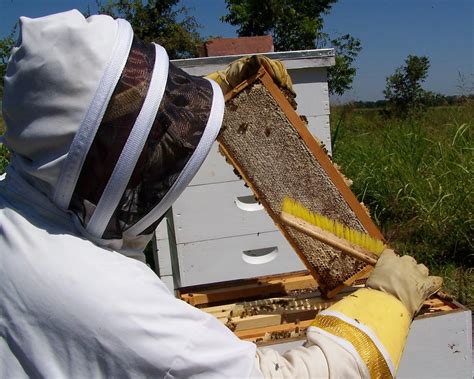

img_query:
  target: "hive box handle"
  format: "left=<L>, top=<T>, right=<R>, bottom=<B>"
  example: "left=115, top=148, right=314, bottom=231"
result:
left=242, top=246, right=278, bottom=264
left=235, top=195, right=264, bottom=212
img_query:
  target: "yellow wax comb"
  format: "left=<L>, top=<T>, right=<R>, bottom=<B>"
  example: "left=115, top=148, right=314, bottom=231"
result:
left=281, top=197, right=386, bottom=265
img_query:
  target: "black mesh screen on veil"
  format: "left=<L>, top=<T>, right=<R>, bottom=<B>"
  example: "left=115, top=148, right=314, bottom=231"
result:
left=70, top=38, right=214, bottom=239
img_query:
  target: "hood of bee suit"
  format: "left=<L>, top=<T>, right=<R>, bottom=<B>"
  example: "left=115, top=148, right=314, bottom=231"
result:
left=1, top=10, right=224, bottom=256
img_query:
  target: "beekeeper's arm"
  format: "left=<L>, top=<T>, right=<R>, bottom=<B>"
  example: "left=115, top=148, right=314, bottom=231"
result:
left=253, top=249, right=442, bottom=378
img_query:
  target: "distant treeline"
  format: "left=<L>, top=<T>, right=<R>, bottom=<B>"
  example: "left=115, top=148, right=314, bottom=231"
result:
left=351, top=94, right=474, bottom=109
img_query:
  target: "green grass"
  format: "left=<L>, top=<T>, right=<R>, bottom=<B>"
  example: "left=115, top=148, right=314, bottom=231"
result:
left=331, top=103, right=473, bottom=308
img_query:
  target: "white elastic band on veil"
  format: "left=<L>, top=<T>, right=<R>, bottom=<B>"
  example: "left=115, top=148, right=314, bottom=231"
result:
left=53, top=19, right=134, bottom=210
left=124, top=78, right=224, bottom=237
left=86, top=44, right=169, bottom=238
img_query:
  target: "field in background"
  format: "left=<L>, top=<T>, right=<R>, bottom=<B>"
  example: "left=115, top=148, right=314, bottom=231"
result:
left=0, top=105, right=472, bottom=308
left=331, top=103, right=473, bottom=308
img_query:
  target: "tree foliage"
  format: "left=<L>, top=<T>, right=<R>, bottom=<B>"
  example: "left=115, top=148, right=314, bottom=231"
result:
left=98, top=0, right=202, bottom=59
left=384, top=55, right=431, bottom=115
left=0, top=28, right=16, bottom=98
left=324, top=34, right=361, bottom=96
left=222, top=0, right=336, bottom=51
left=221, top=0, right=361, bottom=95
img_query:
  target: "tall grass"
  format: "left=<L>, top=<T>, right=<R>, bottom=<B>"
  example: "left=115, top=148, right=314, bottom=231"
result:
left=332, top=103, right=473, bottom=307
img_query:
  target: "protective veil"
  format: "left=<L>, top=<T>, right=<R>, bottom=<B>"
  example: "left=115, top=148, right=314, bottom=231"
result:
left=1, top=10, right=413, bottom=379
left=2, top=9, right=223, bottom=257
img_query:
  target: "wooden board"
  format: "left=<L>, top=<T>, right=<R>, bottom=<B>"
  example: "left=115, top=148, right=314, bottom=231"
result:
left=179, top=271, right=461, bottom=347
left=397, top=307, right=472, bottom=379
left=176, top=231, right=305, bottom=287
left=173, top=180, right=277, bottom=243
left=179, top=271, right=317, bottom=306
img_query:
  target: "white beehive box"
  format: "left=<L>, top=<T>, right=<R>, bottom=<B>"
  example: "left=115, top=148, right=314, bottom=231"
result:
left=155, top=49, right=334, bottom=289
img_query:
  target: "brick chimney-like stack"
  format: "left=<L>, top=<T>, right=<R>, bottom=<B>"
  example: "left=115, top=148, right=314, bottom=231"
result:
left=204, top=35, right=274, bottom=57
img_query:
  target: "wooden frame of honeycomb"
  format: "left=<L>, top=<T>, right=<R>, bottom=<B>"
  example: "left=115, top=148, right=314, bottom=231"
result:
left=217, top=66, right=384, bottom=296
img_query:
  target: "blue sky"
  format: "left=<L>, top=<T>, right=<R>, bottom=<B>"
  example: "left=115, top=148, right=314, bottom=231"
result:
left=1, top=0, right=473, bottom=102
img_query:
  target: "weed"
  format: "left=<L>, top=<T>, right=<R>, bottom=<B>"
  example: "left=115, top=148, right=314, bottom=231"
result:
left=332, top=104, right=473, bottom=307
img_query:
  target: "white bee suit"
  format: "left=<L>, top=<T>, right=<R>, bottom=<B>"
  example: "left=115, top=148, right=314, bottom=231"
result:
left=0, top=169, right=362, bottom=378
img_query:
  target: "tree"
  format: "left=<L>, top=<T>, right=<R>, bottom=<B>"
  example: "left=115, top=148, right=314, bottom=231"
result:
left=324, top=34, right=361, bottom=96
left=221, top=0, right=361, bottom=96
left=0, top=28, right=16, bottom=98
left=384, top=55, right=431, bottom=115
left=222, top=0, right=335, bottom=51
left=98, top=0, right=202, bottom=59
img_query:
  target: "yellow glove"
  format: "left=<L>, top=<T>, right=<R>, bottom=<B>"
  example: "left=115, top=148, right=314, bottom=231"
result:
left=310, top=250, right=442, bottom=378
left=206, top=55, right=295, bottom=96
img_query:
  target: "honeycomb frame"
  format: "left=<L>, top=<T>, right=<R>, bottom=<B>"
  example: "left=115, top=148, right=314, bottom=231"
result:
left=217, top=67, right=384, bottom=297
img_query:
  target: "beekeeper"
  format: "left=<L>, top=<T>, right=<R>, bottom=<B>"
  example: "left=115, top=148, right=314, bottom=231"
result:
left=0, top=10, right=442, bottom=378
